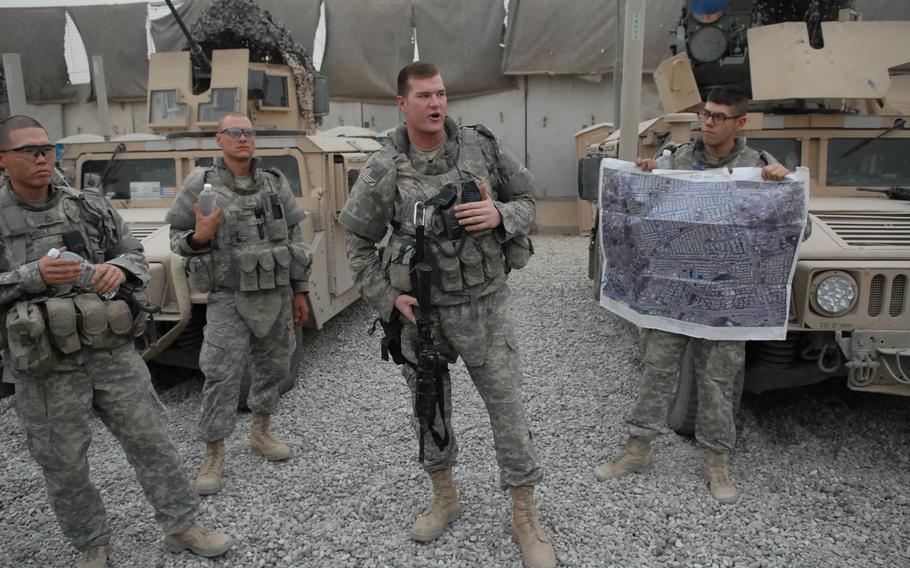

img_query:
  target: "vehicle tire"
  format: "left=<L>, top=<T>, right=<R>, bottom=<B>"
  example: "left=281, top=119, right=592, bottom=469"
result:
left=237, top=326, right=303, bottom=410
left=667, top=344, right=745, bottom=436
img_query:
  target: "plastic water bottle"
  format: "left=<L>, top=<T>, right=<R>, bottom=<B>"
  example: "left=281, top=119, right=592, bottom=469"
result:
left=199, top=183, right=216, bottom=216
left=47, top=248, right=118, bottom=299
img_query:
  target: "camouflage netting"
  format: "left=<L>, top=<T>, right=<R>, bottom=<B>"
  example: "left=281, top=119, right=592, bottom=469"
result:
left=190, top=0, right=317, bottom=131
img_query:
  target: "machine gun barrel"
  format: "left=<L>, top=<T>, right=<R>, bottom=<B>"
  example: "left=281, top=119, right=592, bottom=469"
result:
left=164, top=0, right=211, bottom=78
left=857, top=186, right=910, bottom=201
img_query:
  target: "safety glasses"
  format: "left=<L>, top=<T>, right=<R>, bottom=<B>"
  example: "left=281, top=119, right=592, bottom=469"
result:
left=218, top=128, right=256, bottom=139
left=0, top=144, right=55, bottom=159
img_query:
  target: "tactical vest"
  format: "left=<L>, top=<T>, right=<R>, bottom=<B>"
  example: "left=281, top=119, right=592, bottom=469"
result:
left=381, top=128, right=508, bottom=303
left=0, top=184, right=145, bottom=376
left=183, top=167, right=296, bottom=293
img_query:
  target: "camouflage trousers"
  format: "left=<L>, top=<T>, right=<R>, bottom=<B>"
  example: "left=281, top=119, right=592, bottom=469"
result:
left=12, top=343, right=198, bottom=552
left=628, top=328, right=745, bottom=453
left=399, top=286, right=542, bottom=489
left=198, top=289, right=293, bottom=442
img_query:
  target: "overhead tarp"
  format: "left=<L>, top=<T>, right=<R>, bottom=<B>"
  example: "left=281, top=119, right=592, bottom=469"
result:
left=151, top=0, right=322, bottom=55
left=69, top=4, right=149, bottom=100
left=0, top=8, right=72, bottom=102
left=150, top=0, right=212, bottom=53
left=502, top=0, right=679, bottom=75
left=853, top=0, right=910, bottom=21
left=413, top=0, right=515, bottom=97
left=321, top=0, right=413, bottom=100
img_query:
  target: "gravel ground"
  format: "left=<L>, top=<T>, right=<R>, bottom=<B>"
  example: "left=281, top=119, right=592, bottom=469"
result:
left=1, top=234, right=909, bottom=568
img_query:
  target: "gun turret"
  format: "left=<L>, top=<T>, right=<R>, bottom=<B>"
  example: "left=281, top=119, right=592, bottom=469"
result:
left=163, top=0, right=211, bottom=94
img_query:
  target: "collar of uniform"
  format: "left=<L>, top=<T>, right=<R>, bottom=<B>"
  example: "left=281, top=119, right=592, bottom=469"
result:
left=213, top=155, right=263, bottom=193
left=1, top=179, right=60, bottom=211
left=395, top=117, right=461, bottom=175
left=692, top=136, right=747, bottom=168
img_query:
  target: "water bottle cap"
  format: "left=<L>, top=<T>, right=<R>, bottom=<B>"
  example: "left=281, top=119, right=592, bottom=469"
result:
left=203, top=183, right=213, bottom=191
left=47, top=248, right=61, bottom=258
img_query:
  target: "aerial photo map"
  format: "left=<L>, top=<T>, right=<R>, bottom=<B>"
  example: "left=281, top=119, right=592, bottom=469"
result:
left=598, top=158, right=809, bottom=341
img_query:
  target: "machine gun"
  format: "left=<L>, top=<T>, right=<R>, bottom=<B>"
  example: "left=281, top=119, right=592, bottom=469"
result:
left=857, top=186, right=910, bottom=201
left=163, top=0, right=211, bottom=94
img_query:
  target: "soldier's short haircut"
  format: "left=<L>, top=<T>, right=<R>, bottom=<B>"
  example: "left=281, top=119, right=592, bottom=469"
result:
left=705, top=87, right=749, bottom=117
left=0, top=115, right=47, bottom=148
left=397, top=61, right=440, bottom=97
left=216, top=111, right=252, bottom=131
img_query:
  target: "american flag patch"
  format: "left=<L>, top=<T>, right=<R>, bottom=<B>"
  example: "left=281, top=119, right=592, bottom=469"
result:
left=360, top=166, right=379, bottom=185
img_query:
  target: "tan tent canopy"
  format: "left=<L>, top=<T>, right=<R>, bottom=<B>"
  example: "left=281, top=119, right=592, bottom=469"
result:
left=70, top=4, right=149, bottom=100
left=413, top=0, right=516, bottom=97
left=320, top=0, right=413, bottom=100
left=0, top=8, right=72, bottom=102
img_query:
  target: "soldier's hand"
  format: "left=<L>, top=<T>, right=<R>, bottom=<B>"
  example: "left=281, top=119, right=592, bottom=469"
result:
left=91, top=263, right=127, bottom=296
left=190, top=203, right=222, bottom=248
left=635, top=158, right=658, bottom=171
left=293, top=292, right=309, bottom=326
left=37, top=247, right=83, bottom=285
left=761, top=163, right=790, bottom=181
left=395, top=294, right=420, bottom=325
left=454, top=183, right=501, bottom=231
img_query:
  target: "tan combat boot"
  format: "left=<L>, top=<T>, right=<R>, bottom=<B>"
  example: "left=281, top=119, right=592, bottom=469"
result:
left=410, top=468, right=462, bottom=542
left=77, top=544, right=111, bottom=568
left=510, top=486, right=557, bottom=568
left=705, top=450, right=738, bottom=504
left=195, top=439, right=225, bottom=495
left=593, top=436, right=652, bottom=481
left=250, top=413, right=291, bottom=461
left=163, top=523, right=233, bottom=557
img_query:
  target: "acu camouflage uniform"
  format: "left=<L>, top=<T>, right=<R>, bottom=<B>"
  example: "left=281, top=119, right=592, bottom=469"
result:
left=630, top=137, right=777, bottom=453
left=166, top=156, right=312, bottom=442
left=0, top=178, right=199, bottom=552
left=340, top=117, right=541, bottom=489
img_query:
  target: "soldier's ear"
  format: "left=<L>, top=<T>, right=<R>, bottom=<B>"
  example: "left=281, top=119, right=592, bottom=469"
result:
left=396, top=95, right=407, bottom=113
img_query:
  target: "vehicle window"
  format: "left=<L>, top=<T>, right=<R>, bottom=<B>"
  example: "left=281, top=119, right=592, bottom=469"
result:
left=194, top=155, right=302, bottom=197
left=81, top=159, right=177, bottom=200
left=827, top=138, right=910, bottom=186
left=264, top=75, right=289, bottom=108
left=747, top=138, right=801, bottom=170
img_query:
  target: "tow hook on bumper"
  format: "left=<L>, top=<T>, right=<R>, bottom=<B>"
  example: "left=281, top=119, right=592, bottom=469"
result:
left=836, top=331, right=910, bottom=387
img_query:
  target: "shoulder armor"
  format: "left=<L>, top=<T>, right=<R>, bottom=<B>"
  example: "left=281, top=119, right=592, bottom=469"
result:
left=466, top=123, right=496, bottom=141
left=182, top=166, right=210, bottom=195
left=357, top=146, right=398, bottom=188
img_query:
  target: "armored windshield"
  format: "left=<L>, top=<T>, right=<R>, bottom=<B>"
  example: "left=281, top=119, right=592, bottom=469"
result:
left=81, top=158, right=177, bottom=200
left=827, top=139, right=910, bottom=187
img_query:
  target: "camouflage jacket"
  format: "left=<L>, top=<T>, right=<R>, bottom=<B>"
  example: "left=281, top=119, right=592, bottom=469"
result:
left=166, top=156, right=312, bottom=294
left=339, top=117, right=536, bottom=319
left=658, top=137, right=777, bottom=170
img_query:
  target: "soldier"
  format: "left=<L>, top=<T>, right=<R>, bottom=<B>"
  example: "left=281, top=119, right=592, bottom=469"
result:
left=0, top=115, right=232, bottom=567
left=594, top=87, right=791, bottom=503
left=166, top=111, right=312, bottom=496
left=340, top=62, right=556, bottom=568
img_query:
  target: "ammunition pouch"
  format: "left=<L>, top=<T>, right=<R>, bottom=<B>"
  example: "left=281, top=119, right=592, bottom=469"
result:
left=382, top=235, right=416, bottom=292
left=5, top=301, right=57, bottom=376
left=503, top=235, right=534, bottom=272
left=4, top=293, right=146, bottom=378
left=423, top=231, right=506, bottom=292
left=273, top=246, right=291, bottom=286
left=234, top=245, right=290, bottom=291
left=186, top=254, right=215, bottom=293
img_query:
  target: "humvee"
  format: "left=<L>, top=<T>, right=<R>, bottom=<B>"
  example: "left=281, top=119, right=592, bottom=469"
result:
left=580, top=3, right=910, bottom=433
left=59, top=47, right=379, bottom=401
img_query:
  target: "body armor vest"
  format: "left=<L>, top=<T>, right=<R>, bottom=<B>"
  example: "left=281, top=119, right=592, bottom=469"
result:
left=382, top=128, right=507, bottom=304
left=185, top=168, right=294, bottom=293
